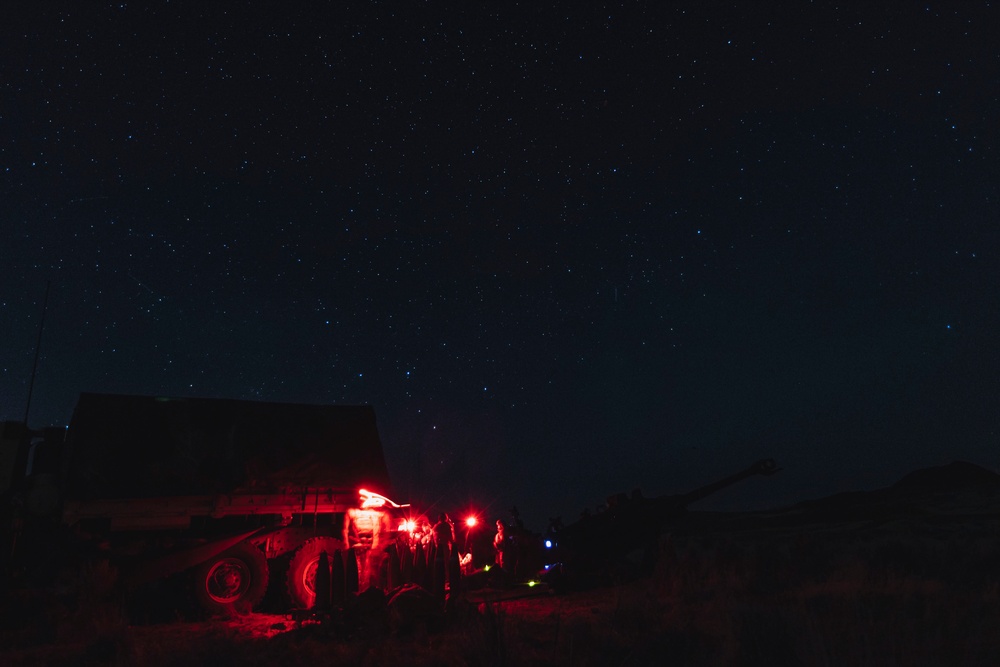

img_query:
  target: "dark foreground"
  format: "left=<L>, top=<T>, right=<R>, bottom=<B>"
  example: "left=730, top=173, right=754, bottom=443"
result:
left=4, top=536, right=998, bottom=665
left=4, top=463, right=1000, bottom=666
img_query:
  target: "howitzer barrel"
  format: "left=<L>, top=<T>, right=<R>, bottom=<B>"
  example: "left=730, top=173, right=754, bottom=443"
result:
left=675, top=458, right=779, bottom=508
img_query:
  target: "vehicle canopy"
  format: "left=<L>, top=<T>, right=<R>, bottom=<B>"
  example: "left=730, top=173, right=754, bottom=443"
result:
left=60, top=393, right=393, bottom=500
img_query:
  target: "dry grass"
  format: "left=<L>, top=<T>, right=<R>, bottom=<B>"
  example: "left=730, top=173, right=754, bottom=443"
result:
left=4, top=528, right=1000, bottom=666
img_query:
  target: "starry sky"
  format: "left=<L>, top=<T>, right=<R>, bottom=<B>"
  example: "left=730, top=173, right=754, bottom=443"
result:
left=2, top=2, right=998, bottom=530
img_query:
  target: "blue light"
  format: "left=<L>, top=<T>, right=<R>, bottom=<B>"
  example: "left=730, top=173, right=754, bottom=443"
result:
left=544, top=539, right=552, bottom=548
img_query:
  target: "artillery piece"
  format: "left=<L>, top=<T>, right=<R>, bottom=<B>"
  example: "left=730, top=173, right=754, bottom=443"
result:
left=541, top=459, right=779, bottom=591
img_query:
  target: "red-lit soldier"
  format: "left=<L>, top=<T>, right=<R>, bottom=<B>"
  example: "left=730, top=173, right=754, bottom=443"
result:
left=493, top=519, right=507, bottom=570
left=343, top=490, right=388, bottom=589
left=432, top=512, right=455, bottom=558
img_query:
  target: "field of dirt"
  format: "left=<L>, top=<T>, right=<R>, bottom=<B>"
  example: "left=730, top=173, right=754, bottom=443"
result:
left=4, top=554, right=999, bottom=667
left=3, top=461, right=1000, bottom=666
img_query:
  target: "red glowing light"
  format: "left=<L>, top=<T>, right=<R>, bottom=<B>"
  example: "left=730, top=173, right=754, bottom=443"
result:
left=358, top=488, right=409, bottom=509
left=465, top=516, right=478, bottom=528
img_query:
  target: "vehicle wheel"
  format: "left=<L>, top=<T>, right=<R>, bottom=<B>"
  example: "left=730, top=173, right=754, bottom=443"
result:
left=286, top=536, right=347, bottom=609
left=192, top=541, right=269, bottom=615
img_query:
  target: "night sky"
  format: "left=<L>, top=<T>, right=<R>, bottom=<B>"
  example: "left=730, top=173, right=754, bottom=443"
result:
left=3, top=2, right=998, bottom=530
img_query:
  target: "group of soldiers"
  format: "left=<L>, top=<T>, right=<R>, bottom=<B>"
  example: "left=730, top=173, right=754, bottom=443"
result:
left=343, top=501, right=525, bottom=592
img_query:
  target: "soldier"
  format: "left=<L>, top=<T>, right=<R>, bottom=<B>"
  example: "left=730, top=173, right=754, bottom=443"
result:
left=493, top=519, right=508, bottom=570
left=432, top=512, right=455, bottom=558
left=429, top=513, right=455, bottom=595
left=344, top=506, right=381, bottom=550
left=344, top=505, right=384, bottom=590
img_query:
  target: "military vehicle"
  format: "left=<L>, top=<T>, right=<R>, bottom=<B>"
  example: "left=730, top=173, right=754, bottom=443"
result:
left=540, top=458, right=780, bottom=590
left=1, top=393, right=413, bottom=614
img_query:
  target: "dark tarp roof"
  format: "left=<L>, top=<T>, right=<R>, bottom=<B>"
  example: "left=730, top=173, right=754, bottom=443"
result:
left=62, top=393, right=393, bottom=500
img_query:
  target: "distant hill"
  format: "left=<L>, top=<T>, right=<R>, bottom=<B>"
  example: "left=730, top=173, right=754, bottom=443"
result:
left=711, top=460, right=1000, bottom=539
left=671, top=461, right=1000, bottom=541
left=889, top=460, right=1000, bottom=495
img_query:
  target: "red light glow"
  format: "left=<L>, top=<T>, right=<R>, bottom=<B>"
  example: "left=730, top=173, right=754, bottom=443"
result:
left=358, top=488, right=410, bottom=509
left=465, top=516, right=478, bottom=528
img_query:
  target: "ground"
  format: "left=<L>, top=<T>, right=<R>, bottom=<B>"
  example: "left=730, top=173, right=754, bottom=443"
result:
left=3, top=462, right=1000, bottom=665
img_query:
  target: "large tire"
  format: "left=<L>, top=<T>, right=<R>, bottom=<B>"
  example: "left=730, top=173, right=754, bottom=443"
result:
left=192, top=541, right=269, bottom=615
left=286, top=536, right=347, bottom=609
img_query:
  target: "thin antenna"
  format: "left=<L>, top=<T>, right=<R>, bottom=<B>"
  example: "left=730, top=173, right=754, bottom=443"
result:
left=24, top=281, right=51, bottom=424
